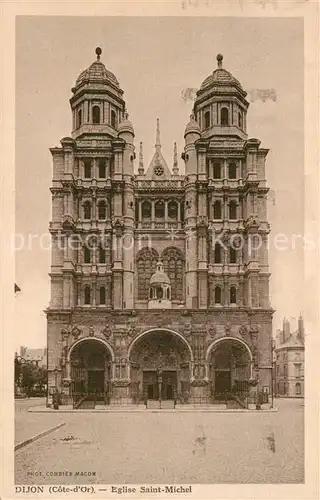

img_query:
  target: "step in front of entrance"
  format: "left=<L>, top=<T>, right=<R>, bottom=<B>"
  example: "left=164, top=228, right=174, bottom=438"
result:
left=175, top=404, right=227, bottom=410
left=146, top=400, right=175, bottom=410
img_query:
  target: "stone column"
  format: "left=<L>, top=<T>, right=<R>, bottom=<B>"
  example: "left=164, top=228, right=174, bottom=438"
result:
left=151, top=201, right=155, bottom=229
left=138, top=201, right=142, bottom=227
left=165, top=200, right=168, bottom=228
left=76, top=280, right=81, bottom=306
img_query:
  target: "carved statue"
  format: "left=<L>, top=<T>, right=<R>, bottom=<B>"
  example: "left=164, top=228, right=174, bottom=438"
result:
left=239, top=325, right=248, bottom=337
left=102, top=324, right=113, bottom=340
left=206, top=323, right=216, bottom=338
left=127, top=323, right=139, bottom=338
left=89, top=326, right=95, bottom=337
left=61, top=327, right=71, bottom=342
left=183, top=322, right=192, bottom=338
left=71, top=325, right=81, bottom=340
left=225, top=323, right=232, bottom=336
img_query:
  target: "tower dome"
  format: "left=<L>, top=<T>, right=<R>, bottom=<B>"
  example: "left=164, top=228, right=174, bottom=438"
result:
left=148, top=261, right=172, bottom=309
left=70, top=47, right=126, bottom=139
left=73, top=47, right=120, bottom=91
left=193, top=54, right=249, bottom=139
left=198, top=54, right=246, bottom=96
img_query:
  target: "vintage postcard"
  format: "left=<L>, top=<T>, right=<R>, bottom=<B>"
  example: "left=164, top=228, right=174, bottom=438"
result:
left=1, top=1, right=319, bottom=499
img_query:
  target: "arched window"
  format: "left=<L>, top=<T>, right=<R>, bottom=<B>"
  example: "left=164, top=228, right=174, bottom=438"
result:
left=238, top=112, right=243, bottom=129
left=228, top=162, right=237, bottom=179
left=84, top=285, right=91, bottom=305
left=92, top=105, right=101, bottom=124
left=98, top=159, right=107, bottom=178
left=295, top=383, right=301, bottom=395
left=230, top=286, right=237, bottom=304
left=162, top=247, right=184, bottom=301
left=76, top=108, right=82, bottom=128
left=84, top=159, right=91, bottom=178
left=99, top=246, right=106, bottom=264
left=168, top=201, right=178, bottom=219
left=214, top=243, right=222, bottom=264
left=98, top=200, right=107, bottom=220
left=204, top=110, right=210, bottom=129
left=142, top=201, right=151, bottom=219
left=229, top=200, right=237, bottom=220
left=155, top=200, right=165, bottom=219
left=221, top=107, right=229, bottom=126
left=213, top=162, right=221, bottom=179
left=213, top=200, right=222, bottom=219
left=180, top=202, right=184, bottom=222
left=111, top=110, right=117, bottom=128
left=84, top=246, right=91, bottom=264
left=137, top=247, right=158, bottom=300
left=230, top=247, right=237, bottom=264
left=99, top=286, right=106, bottom=305
left=83, top=201, right=91, bottom=220
left=214, top=286, right=222, bottom=304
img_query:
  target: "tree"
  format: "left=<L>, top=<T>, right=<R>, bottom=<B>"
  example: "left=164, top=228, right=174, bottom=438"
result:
left=21, top=363, right=38, bottom=397
left=36, top=366, right=47, bottom=392
left=14, top=356, right=22, bottom=387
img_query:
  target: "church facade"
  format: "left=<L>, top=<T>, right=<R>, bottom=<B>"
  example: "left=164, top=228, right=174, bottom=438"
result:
left=47, top=48, right=273, bottom=407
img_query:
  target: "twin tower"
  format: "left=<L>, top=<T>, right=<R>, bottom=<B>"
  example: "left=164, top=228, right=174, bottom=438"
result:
left=49, top=48, right=271, bottom=314
left=47, top=47, right=274, bottom=403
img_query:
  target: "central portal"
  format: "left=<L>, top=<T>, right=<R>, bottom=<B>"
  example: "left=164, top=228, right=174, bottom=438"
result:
left=143, top=370, right=178, bottom=400
left=130, top=330, right=191, bottom=403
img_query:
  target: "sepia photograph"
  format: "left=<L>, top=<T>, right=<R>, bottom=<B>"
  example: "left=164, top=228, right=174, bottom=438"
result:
left=0, top=5, right=317, bottom=498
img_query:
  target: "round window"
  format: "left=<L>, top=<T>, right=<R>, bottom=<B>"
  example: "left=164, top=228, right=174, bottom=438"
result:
left=154, top=165, right=164, bottom=176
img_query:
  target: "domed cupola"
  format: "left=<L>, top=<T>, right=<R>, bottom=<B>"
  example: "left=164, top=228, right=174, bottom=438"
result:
left=184, top=113, right=201, bottom=137
left=70, top=47, right=126, bottom=140
left=118, top=112, right=135, bottom=141
left=193, top=54, right=249, bottom=140
left=148, top=261, right=172, bottom=309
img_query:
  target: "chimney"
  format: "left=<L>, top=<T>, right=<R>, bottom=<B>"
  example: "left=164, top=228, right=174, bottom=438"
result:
left=298, top=314, right=304, bottom=343
left=282, top=318, right=290, bottom=343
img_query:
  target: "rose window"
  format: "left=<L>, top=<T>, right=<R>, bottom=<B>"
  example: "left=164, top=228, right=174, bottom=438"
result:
left=154, top=165, right=164, bottom=176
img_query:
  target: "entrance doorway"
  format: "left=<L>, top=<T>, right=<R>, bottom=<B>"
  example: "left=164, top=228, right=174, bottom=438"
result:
left=161, top=371, right=177, bottom=400
left=143, top=371, right=158, bottom=400
left=209, top=339, right=252, bottom=398
left=87, top=371, right=104, bottom=393
left=70, top=339, right=112, bottom=403
left=130, top=330, right=191, bottom=404
left=215, top=370, right=231, bottom=394
left=143, top=370, right=177, bottom=400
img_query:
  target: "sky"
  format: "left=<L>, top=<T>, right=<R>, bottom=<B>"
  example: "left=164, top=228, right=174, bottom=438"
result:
left=15, top=16, right=304, bottom=349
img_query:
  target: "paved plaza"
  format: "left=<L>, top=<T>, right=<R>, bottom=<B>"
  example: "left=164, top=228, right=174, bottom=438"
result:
left=15, top=398, right=304, bottom=484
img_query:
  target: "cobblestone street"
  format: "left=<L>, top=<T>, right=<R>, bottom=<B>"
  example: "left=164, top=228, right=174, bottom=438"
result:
left=15, top=398, right=64, bottom=446
left=15, top=398, right=304, bottom=484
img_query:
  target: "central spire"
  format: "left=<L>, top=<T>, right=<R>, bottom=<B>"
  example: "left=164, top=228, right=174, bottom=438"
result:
left=155, top=118, right=161, bottom=151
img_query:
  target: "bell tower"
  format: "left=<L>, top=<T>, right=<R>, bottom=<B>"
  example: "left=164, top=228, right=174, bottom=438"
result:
left=70, top=47, right=125, bottom=139
left=193, top=54, right=249, bottom=140
left=48, top=47, right=136, bottom=314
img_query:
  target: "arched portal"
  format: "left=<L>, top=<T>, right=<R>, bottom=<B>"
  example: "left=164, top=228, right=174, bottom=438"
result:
left=69, top=338, right=113, bottom=402
left=206, top=338, right=253, bottom=398
left=129, top=329, right=192, bottom=402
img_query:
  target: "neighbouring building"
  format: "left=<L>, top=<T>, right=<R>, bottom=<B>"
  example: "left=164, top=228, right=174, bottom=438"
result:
left=19, top=346, right=47, bottom=367
left=46, top=48, right=273, bottom=406
left=274, top=316, right=305, bottom=398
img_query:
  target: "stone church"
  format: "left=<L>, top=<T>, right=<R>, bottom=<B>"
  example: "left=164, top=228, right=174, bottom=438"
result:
left=47, top=48, right=273, bottom=407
